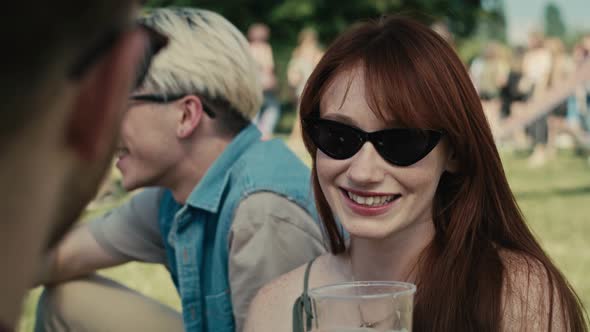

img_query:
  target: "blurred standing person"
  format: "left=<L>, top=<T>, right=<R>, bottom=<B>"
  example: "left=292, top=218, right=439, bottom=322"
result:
left=580, top=35, right=590, bottom=113
left=0, top=1, right=166, bottom=330
left=469, top=42, right=509, bottom=134
left=523, top=31, right=552, bottom=97
left=287, top=28, right=324, bottom=150
left=522, top=31, right=553, bottom=166
left=566, top=40, right=590, bottom=143
left=248, top=23, right=281, bottom=139
left=583, top=36, right=590, bottom=130
left=545, top=38, right=576, bottom=152
left=583, top=34, right=590, bottom=56
left=500, top=46, right=533, bottom=120
left=470, top=42, right=509, bottom=101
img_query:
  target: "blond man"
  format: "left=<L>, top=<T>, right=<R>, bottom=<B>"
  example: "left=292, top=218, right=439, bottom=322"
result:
left=36, top=8, right=325, bottom=332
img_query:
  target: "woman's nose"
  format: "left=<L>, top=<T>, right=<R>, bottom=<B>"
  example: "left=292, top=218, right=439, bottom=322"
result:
left=345, top=142, right=386, bottom=186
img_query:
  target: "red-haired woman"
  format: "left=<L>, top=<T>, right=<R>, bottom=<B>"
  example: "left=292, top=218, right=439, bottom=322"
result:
left=245, top=16, right=588, bottom=332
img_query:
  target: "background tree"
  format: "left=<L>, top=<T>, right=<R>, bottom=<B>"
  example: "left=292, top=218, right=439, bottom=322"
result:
left=544, top=2, right=567, bottom=39
left=145, top=0, right=485, bottom=43
left=458, top=0, right=507, bottom=64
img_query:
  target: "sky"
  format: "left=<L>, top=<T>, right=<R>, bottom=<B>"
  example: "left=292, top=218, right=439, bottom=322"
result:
left=504, top=0, right=590, bottom=44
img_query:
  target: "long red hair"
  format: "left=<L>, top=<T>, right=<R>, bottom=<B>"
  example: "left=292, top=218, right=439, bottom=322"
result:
left=299, top=16, right=587, bottom=331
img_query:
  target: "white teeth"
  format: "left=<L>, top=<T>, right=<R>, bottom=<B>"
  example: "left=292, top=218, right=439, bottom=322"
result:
left=346, top=191, right=397, bottom=207
left=357, top=196, right=366, bottom=205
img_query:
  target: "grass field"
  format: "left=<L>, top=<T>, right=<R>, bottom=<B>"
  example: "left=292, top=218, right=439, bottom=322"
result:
left=16, top=148, right=590, bottom=331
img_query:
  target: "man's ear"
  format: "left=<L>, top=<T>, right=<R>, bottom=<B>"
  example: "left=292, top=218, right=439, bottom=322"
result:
left=176, top=95, right=204, bottom=138
left=66, top=29, right=147, bottom=162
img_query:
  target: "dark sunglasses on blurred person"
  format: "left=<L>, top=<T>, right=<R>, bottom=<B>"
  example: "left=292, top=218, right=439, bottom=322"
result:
left=303, top=116, right=444, bottom=167
left=68, top=21, right=168, bottom=89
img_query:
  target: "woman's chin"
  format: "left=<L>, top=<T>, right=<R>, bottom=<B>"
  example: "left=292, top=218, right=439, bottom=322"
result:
left=344, top=223, right=396, bottom=240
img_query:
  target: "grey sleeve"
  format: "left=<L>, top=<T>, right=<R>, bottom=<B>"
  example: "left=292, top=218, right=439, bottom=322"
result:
left=228, top=192, right=326, bottom=332
left=88, top=188, right=167, bottom=264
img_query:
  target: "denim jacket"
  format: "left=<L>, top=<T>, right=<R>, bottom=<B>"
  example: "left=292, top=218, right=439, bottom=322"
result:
left=158, top=124, right=317, bottom=331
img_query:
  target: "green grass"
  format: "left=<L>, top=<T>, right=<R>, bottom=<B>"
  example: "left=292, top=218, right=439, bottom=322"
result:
left=502, top=150, right=590, bottom=315
left=16, top=149, right=590, bottom=331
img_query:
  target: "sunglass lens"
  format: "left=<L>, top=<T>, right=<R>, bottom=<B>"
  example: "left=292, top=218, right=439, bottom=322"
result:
left=376, top=129, right=440, bottom=166
left=307, top=120, right=362, bottom=159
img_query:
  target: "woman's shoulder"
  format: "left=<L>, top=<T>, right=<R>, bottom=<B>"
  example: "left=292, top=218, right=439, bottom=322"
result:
left=498, top=249, right=553, bottom=297
left=497, top=249, right=568, bottom=331
left=245, top=254, right=335, bottom=332
left=498, top=249, right=548, bottom=281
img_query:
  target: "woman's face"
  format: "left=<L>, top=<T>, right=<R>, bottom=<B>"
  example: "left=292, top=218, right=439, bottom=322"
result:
left=315, top=66, right=455, bottom=241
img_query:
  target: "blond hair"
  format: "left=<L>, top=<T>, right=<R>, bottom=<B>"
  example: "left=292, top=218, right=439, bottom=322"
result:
left=139, top=8, right=262, bottom=120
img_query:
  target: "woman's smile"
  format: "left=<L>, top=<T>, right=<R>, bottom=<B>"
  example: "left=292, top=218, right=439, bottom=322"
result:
left=340, top=187, right=401, bottom=217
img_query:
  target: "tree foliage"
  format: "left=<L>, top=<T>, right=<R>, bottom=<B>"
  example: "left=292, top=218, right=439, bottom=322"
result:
left=143, top=0, right=505, bottom=104
left=145, top=0, right=487, bottom=44
left=544, top=2, right=566, bottom=39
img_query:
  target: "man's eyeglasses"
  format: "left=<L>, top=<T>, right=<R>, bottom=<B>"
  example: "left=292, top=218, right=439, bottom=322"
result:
left=129, top=94, right=217, bottom=118
left=68, top=22, right=168, bottom=90
left=303, top=117, right=444, bottom=167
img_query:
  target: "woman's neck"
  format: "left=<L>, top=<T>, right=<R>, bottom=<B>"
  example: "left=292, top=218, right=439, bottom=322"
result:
left=348, top=219, right=435, bottom=283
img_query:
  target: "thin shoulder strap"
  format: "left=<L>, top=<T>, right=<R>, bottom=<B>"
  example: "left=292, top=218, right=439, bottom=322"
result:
left=302, top=256, right=315, bottom=296
left=292, top=257, right=317, bottom=332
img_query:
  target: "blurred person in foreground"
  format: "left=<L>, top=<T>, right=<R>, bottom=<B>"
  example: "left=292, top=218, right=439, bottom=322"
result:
left=245, top=16, right=588, bottom=332
left=35, top=8, right=325, bottom=332
left=0, top=1, right=166, bottom=331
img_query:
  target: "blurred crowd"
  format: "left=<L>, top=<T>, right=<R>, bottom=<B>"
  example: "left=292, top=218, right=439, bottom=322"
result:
left=469, top=32, right=590, bottom=167
left=247, top=23, right=324, bottom=141
left=247, top=23, right=590, bottom=168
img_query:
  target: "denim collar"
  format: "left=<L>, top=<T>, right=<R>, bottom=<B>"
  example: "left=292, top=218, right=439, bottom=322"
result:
left=185, top=124, right=261, bottom=213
